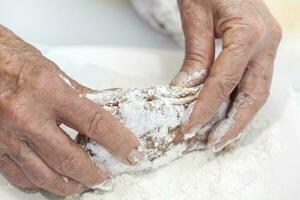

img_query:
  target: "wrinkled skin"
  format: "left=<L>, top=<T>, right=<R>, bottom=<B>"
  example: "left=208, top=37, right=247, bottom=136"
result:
left=171, top=0, right=282, bottom=151
left=0, top=25, right=141, bottom=196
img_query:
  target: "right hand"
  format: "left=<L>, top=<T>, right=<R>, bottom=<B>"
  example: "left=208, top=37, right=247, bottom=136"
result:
left=172, top=0, right=282, bottom=152
left=0, top=25, right=142, bottom=196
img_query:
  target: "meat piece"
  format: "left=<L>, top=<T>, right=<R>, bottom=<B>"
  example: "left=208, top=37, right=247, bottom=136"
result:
left=76, top=86, right=229, bottom=175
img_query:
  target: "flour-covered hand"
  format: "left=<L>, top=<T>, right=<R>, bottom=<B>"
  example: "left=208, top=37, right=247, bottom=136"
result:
left=171, top=0, right=282, bottom=152
left=0, top=25, right=141, bottom=196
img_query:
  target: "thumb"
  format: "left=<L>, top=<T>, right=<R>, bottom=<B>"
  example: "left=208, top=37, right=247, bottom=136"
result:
left=171, top=0, right=214, bottom=87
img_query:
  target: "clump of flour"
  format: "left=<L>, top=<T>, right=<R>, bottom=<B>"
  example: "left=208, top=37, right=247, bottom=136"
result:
left=83, top=86, right=229, bottom=175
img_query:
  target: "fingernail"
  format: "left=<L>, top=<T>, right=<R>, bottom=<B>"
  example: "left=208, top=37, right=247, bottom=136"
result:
left=127, top=148, right=144, bottom=165
left=209, top=118, right=235, bottom=152
left=182, top=115, right=204, bottom=134
left=210, top=141, right=226, bottom=153
left=90, top=178, right=113, bottom=191
left=171, top=68, right=207, bottom=87
left=181, top=101, right=200, bottom=133
left=208, top=132, right=227, bottom=153
left=171, top=71, right=189, bottom=87
left=78, top=185, right=90, bottom=194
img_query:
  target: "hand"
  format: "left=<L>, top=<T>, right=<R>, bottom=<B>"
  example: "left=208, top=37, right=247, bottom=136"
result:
left=171, top=0, right=282, bottom=152
left=0, top=25, right=142, bottom=196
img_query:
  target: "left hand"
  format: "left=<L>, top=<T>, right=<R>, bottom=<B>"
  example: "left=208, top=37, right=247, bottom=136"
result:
left=171, top=0, right=282, bottom=152
left=0, top=25, right=141, bottom=196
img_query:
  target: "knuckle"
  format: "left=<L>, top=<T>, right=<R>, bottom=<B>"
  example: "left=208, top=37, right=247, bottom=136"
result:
left=23, top=64, right=51, bottom=89
left=27, top=127, right=50, bottom=143
left=59, top=189, right=79, bottom=197
left=227, top=22, right=266, bottom=55
left=13, top=181, right=35, bottom=190
left=0, top=154, right=10, bottom=169
left=245, top=23, right=264, bottom=38
left=184, top=48, right=209, bottom=68
left=0, top=155, right=35, bottom=189
left=225, top=42, right=248, bottom=57
left=271, top=23, right=283, bottom=43
left=249, top=21, right=266, bottom=40
left=256, top=92, right=269, bottom=106
left=209, top=74, right=239, bottom=100
left=30, top=171, right=79, bottom=196
left=108, top=139, right=124, bottom=155
left=2, top=99, right=29, bottom=124
left=60, top=153, right=82, bottom=174
left=86, top=110, right=106, bottom=138
left=9, top=142, right=32, bottom=163
left=33, top=172, right=58, bottom=188
left=12, top=179, right=34, bottom=190
left=19, top=60, right=59, bottom=92
left=249, top=92, right=269, bottom=110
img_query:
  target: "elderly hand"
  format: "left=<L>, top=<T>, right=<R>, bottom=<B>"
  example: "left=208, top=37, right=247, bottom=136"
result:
left=0, top=25, right=142, bottom=196
left=171, top=0, right=282, bottom=152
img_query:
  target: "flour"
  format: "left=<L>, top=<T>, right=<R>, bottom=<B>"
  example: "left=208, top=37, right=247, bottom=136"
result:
left=171, top=68, right=208, bottom=87
left=82, top=86, right=229, bottom=175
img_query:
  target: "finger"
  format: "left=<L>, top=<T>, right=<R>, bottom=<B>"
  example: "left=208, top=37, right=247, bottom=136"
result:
left=56, top=92, right=142, bottom=165
left=7, top=140, right=84, bottom=196
left=182, top=21, right=264, bottom=132
left=208, top=54, right=273, bottom=152
left=28, top=122, right=110, bottom=188
left=51, top=66, right=142, bottom=164
left=0, top=154, right=36, bottom=189
left=171, top=0, right=214, bottom=87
